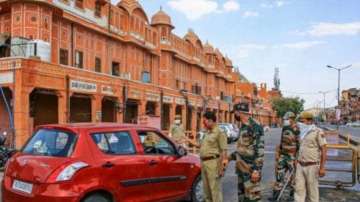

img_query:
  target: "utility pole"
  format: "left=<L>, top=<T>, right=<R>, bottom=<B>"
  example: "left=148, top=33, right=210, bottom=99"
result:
left=327, top=64, right=352, bottom=128
left=318, top=90, right=332, bottom=123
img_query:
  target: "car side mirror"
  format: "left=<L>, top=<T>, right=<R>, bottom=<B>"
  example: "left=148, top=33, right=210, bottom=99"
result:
left=177, top=146, right=187, bottom=157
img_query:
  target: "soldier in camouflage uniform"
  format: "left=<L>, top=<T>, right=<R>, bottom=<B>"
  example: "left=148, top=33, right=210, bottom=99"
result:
left=229, top=103, right=265, bottom=202
left=269, top=112, right=300, bottom=201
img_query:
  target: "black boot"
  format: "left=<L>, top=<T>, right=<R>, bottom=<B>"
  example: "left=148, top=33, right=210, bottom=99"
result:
left=268, top=190, right=280, bottom=202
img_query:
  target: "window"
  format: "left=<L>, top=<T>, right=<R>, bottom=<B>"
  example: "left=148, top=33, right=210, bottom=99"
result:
left=91, top=131, right=135, bottom=155
left=95, top=1, right=102, bottom=17
left=75, top=0, right=84, bottom=9
left=137, top=131, right=176, bottom=155
left=112, top=62, right=120, bottom=76
left=75, top=50, right=83, bottom=68
left=192, top=84, right=202, bottom=95
left=95, top=57, right=101, bottom=73
left=22, top=129, right=77, bottom=157
left=141, top=71, right=151, bottom=83
left=176, top=80, right=180, bottom=89
left=59, top=49, right=68, bottom=65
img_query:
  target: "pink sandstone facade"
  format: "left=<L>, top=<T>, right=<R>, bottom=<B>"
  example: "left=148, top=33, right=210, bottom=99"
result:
left=0, top=0, right=279, bottom=148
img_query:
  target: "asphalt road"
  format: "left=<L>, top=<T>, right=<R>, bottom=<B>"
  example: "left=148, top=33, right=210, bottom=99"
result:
left=222, top=128, right=360, bottom=202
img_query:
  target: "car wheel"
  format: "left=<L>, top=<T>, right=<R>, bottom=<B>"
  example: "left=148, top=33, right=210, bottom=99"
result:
left=83, top=194, right=112, bottom=202
left=191, top=176, right=204, bottom=202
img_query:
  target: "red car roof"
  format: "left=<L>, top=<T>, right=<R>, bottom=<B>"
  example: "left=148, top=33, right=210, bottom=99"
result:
left=38, top=123, right=158, bottom=132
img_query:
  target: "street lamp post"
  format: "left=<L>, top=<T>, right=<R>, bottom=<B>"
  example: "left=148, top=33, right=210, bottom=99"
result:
left=318, top=90, right=332, bottom=121
left=327, top=65, right=352, bottom=105
left=326, top=64, right=352, bottom=128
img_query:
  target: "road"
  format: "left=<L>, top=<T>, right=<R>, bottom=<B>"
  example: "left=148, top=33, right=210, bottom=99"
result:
left=222, top=128, right=360, bottom=202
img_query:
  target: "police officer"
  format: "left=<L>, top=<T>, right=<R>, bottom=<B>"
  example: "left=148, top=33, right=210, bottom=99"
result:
left=229, top=103, right=264, bottom=202
left=270, top=112, right=300, bottom=201
left=169, top=115, right=186, bottom=146
left=295, top=112, right=327, bottom=202
left=199, top=111, right=228, bottom=202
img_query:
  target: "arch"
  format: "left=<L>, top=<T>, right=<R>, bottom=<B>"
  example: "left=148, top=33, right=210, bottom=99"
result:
left=132, top=7, right=149, bottom=23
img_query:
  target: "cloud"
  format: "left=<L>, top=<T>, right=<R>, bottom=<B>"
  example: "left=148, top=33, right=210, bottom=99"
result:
left=230, top=44, right=267, bottom=59
left=261, top=1, right=288, bottom=8
left=282, top=41, right=326, bottom=49
left=303, top=22, right=360, bottom=37
left=168, top=0, right=240, bottom=20
left=168, top=0, right=218, bottom=20
left=223, top=0, right=240, bottom=12
left=242, top=11, right=259, bottom=18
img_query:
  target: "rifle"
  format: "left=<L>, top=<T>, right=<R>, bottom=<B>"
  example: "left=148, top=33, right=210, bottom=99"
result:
left=276, top=167, right=295, bottom=202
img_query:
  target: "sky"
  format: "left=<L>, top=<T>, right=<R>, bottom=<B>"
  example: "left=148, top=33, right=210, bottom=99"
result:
left=111, top=0, right=360, bottom=109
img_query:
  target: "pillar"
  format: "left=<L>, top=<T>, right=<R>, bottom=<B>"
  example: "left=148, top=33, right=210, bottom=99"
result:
left=182, top=105, right=187, bottom=131
left=91, top=95, right=103, bottom=123
left=170, top=103, right=176, bottom=123
left=13, top=75, right=33, bottom=148
left=155, top=102, right=161, bottom=117
left=58, top=91, right=67, bottom=124
left=139, top=100, right=146, bottom=117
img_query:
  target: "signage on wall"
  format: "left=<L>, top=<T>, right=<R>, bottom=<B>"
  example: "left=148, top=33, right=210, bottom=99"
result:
left=70, top=80, right=97, bottom=93
left=175, top=97, right=185, bottom=105
left=146, top=92, right=160, bottom=102
left=163, top=96, right=174, bottom=104
left=0, top=72, right=13, bottom=84
left=189, top=100, right=196, bottom=106
left=129, top=90, right=141, bottom=99
left=101, top=85, right=114, bottom=95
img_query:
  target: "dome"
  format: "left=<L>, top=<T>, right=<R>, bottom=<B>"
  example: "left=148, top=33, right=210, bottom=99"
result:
left=151, top=8, right=174, bottom=28
left=204, top=42, right=215, bottom=54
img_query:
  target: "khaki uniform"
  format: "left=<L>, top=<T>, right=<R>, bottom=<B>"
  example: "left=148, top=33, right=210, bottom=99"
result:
left=169, top=123, right=186, bottom=146
left=295, top=127, right=326, bottom=202
left=200, top=126, right=227, bottom=202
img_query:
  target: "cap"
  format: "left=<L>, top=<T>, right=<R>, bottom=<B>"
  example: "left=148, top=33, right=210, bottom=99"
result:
left=283, top=111, right=296, bottom=119
left=233, top=103, right=249, bottom=112
left=299, top=111, right=314, bottom=120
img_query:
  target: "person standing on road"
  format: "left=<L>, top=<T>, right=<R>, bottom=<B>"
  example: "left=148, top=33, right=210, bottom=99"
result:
left=294, top=112, right=327, bottom=202
left=198, top=111, right=228, bottom=202
left=169, top=115, right=186, bottom=146
left=229, top=103, right=265, bottom=202
left=269, top=111, right=300, bottom=201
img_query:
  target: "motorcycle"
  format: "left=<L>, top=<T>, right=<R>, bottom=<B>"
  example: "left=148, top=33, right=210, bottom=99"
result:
left=0, top=132, right=16, bottom=168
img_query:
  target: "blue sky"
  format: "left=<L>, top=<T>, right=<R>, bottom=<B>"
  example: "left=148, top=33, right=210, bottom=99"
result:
left=112, top=0, right=360, bottom=109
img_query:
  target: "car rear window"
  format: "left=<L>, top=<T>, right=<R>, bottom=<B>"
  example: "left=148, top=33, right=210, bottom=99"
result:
left=22, top=129, right=77, bottom=157
left=91, top=131, right=135, bottom=155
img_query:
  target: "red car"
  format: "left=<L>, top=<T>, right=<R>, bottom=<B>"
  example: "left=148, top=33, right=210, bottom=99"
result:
left=2, top=123, right=202, bottom=202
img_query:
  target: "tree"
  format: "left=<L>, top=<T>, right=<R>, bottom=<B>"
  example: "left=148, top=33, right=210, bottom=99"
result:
left=271, top=97, right=305, bottom=118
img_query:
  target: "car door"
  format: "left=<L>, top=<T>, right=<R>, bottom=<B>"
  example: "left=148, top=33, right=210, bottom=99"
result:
left=136, top=130, right=191, bottom=200
left=89, top=130, right=154, bottom=202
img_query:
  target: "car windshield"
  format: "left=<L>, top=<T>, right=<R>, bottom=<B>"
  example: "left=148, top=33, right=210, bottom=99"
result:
left=22, top=129, right=77, bottom=157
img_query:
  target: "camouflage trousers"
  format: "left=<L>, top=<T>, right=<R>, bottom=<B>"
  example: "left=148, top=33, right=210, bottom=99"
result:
left=237, top=169, right=261, bottom=202
left=274, top=154, right=296, bottom=193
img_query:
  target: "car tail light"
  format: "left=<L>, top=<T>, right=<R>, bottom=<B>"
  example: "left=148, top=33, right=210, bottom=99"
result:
left=49, top=162, right=89, bottom=182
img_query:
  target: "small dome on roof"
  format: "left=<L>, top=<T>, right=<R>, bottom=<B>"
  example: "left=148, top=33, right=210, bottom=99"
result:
left=151, top=8, right=174, bottom=28
left=204, top=42, right=215, bottom=54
